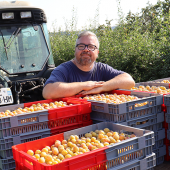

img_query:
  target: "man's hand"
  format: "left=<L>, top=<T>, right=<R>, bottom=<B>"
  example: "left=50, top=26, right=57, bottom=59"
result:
left=82, top=81, right=104, bottom=91
left=79, top=86, right=104, bottom=95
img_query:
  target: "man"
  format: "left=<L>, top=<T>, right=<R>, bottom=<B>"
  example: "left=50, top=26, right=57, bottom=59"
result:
left=43, top=31, right=135, bottom=99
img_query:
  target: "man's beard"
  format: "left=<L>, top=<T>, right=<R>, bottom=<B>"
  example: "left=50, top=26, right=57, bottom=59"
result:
left=77, top=52, right=92, bottom=66
left=78, top=57, right=92, bottom=66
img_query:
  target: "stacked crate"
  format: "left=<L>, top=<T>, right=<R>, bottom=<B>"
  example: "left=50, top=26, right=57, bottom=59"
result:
left=133, top=78, right=170, bottom=163
left=12, top=122, right=156, bottom=170
left=85, top=90, right=165, bottom=165
left=0, top=98, right=92, bottom=170
left=24, top=98, right=92, bottom=136
left=0, top=103, right=50, bottom=170
left=163, top=94, right=170, bottom=161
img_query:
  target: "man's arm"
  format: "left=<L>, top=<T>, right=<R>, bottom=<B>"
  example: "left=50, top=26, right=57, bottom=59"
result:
left=103, top=72, right=135, bottom=90
left=42, top=81, right=104, bottom=99
left=80, top=73, right=135, bottom=95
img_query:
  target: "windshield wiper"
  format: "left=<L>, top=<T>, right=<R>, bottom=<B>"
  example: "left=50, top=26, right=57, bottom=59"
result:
left=0, top=30, right=8, bottom=59
left=4, top=27, right=21, bottom=49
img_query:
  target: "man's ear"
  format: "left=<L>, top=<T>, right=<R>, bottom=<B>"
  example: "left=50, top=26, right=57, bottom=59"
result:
left=97, top=50, right=99, bottom=58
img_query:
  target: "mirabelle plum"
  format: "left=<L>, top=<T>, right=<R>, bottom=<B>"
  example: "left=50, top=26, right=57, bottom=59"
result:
left=81, top=137, right=86, bottom=140
left=80, top=143, right=86, bottom=148
left=86, top=138, right=91, bottom=143
left=74, top=135, right=79, bottom=140
left=119, top=135, right=125, bottom=141
left=52, top=147, right=59, bottom=155
left=104, top=128, right=110, bottom=133
left=95, top=130, right=99, bottom=134
left=35, top=150, right=41, bottom=154
left=85, top=133, right=92, bottom=138
left=65, top=154, right=72, bottom=159
left=96, top=143, right=104, bottom=148
left=73, top=152, right=78, bottom=156
left=99, top=130, right=105, bottom=134
left=130, top=134, right=136, bottom=138
left=91, top=146, right=97, bottom=150
left=58, top=145, right=64, bottom=153
left=42, top=148, right=49, bottom=154
left=46, top=161, right=53, bottom=165
left=27, top=150, right=34, bottom=156
left=58, top=153, right=64, bottom=161
left=71, top=138, right=76, bottom=144
left=88, top=144, right=93, bottom=151
left=62, top=144, right=67, bottom=149
left=61, top=149, right=68, bottom=156
left=68, top=150, right=74, bottom=156
left=45, top=146, right=51, bottom=151
left=98, top=133, right=104, bottom=139
left=109, top=137, right=116, bottom=143
left=91, top=132, right=97, bottom=137
left=40, top=152, right=47, bottom=157
left=67, top=141, right=73, bottom=147
left=106, top=132, right=112, bottom=137
left=39, top=157, right=45, bottom=163
left=55, top=140, right=61, bottom=147
left=52, top=161, right=58, bottom=165
left=55, top=158, right=61, bottom=163
left=34, top=154, right=40, bottom=159
left=76, top=139, right=81, bottom=144
left=62, top=140, right=67, bottom=145
left=113, top=134, right=119, bottom=140
left=81, top=140, right=86, bottom=144
left=86, top=142, right=91, bottom=147
left=112, top=132, right=119, bottom=136
left=69, top=135, right=75, bottom=140
left=45, top=155, right=53, bottom=163
left=91, top=137, right=96, bottom=142
left=103, top=142, right=110, bottom=146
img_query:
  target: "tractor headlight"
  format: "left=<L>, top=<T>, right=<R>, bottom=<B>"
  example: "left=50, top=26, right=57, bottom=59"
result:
left=20, top=11, right=32, bottom=18
left=2, top=13, right=14, bottom=19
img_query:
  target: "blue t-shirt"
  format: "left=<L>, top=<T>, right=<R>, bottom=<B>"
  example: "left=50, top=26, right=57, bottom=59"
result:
left=45, top=61, right=124, bottom=85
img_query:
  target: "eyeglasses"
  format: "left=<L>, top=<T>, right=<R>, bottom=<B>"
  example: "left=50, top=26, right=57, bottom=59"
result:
left=76, top=44, right=97, bottom=51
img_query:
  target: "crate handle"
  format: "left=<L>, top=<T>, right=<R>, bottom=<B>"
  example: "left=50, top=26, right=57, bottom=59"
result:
left=19, top=151, right=40, bottom=170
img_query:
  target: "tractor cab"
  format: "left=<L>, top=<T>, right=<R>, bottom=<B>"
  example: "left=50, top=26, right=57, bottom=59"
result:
left=0, top=1, right=55, bottom=105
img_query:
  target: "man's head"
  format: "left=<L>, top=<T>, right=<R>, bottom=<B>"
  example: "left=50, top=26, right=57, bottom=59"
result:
left=74, top=31, right=99, bottom=68
left=75, top=31, right=100, bottom=49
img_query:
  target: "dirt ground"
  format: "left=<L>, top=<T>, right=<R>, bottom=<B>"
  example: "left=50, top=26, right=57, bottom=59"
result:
left=154, top=161, right=170, bottom=170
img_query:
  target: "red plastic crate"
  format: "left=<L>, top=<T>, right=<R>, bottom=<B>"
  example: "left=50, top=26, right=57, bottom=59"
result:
left=163, top=111, right=169, bottom=128
left=12, top=121, right=155, bottom=170
left=50, top=119, right=93, bottom=136
left=164, top=137, right=170, bottom=145
left=24, top=98, right=91, bottom=118
left=24, top=98, right=92, bottom=137
left=15, top=160, right=107, bottom=170
left=12, top=133, right=107, bottom=170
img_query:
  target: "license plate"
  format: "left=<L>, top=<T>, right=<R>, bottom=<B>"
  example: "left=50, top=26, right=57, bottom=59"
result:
left=0, top=88, right=13, bottom=105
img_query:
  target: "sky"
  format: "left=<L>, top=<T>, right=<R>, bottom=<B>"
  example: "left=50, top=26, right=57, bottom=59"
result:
left=1, top=0, right=159, bottom=31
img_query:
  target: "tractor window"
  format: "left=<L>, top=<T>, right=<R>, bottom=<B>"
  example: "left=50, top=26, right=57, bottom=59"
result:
left=0, top=24, right=50, bottom=74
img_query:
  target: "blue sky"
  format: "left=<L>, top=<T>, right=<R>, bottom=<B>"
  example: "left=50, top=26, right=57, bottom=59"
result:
left=1, top=0, right=159, bottom=31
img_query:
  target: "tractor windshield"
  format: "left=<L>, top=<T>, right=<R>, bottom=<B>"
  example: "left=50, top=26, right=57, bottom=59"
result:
left=0, top=24, right=50, bottom=74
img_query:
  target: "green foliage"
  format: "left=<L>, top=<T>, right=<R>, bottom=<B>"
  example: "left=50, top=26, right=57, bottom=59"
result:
left=49, top=0, right=170, bottom=83
left=49, top=30, right=77, bottom=66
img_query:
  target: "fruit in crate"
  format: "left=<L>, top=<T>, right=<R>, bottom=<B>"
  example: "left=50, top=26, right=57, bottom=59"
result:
left=156, top=80, right=170, bottom=83
left=81, top=93, right=147, bottom=107
left=0, top=101, right=73, bottom=118
left=26, top=128, right=136, bottom=165
left=131, top=85, right=170, bottom=94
